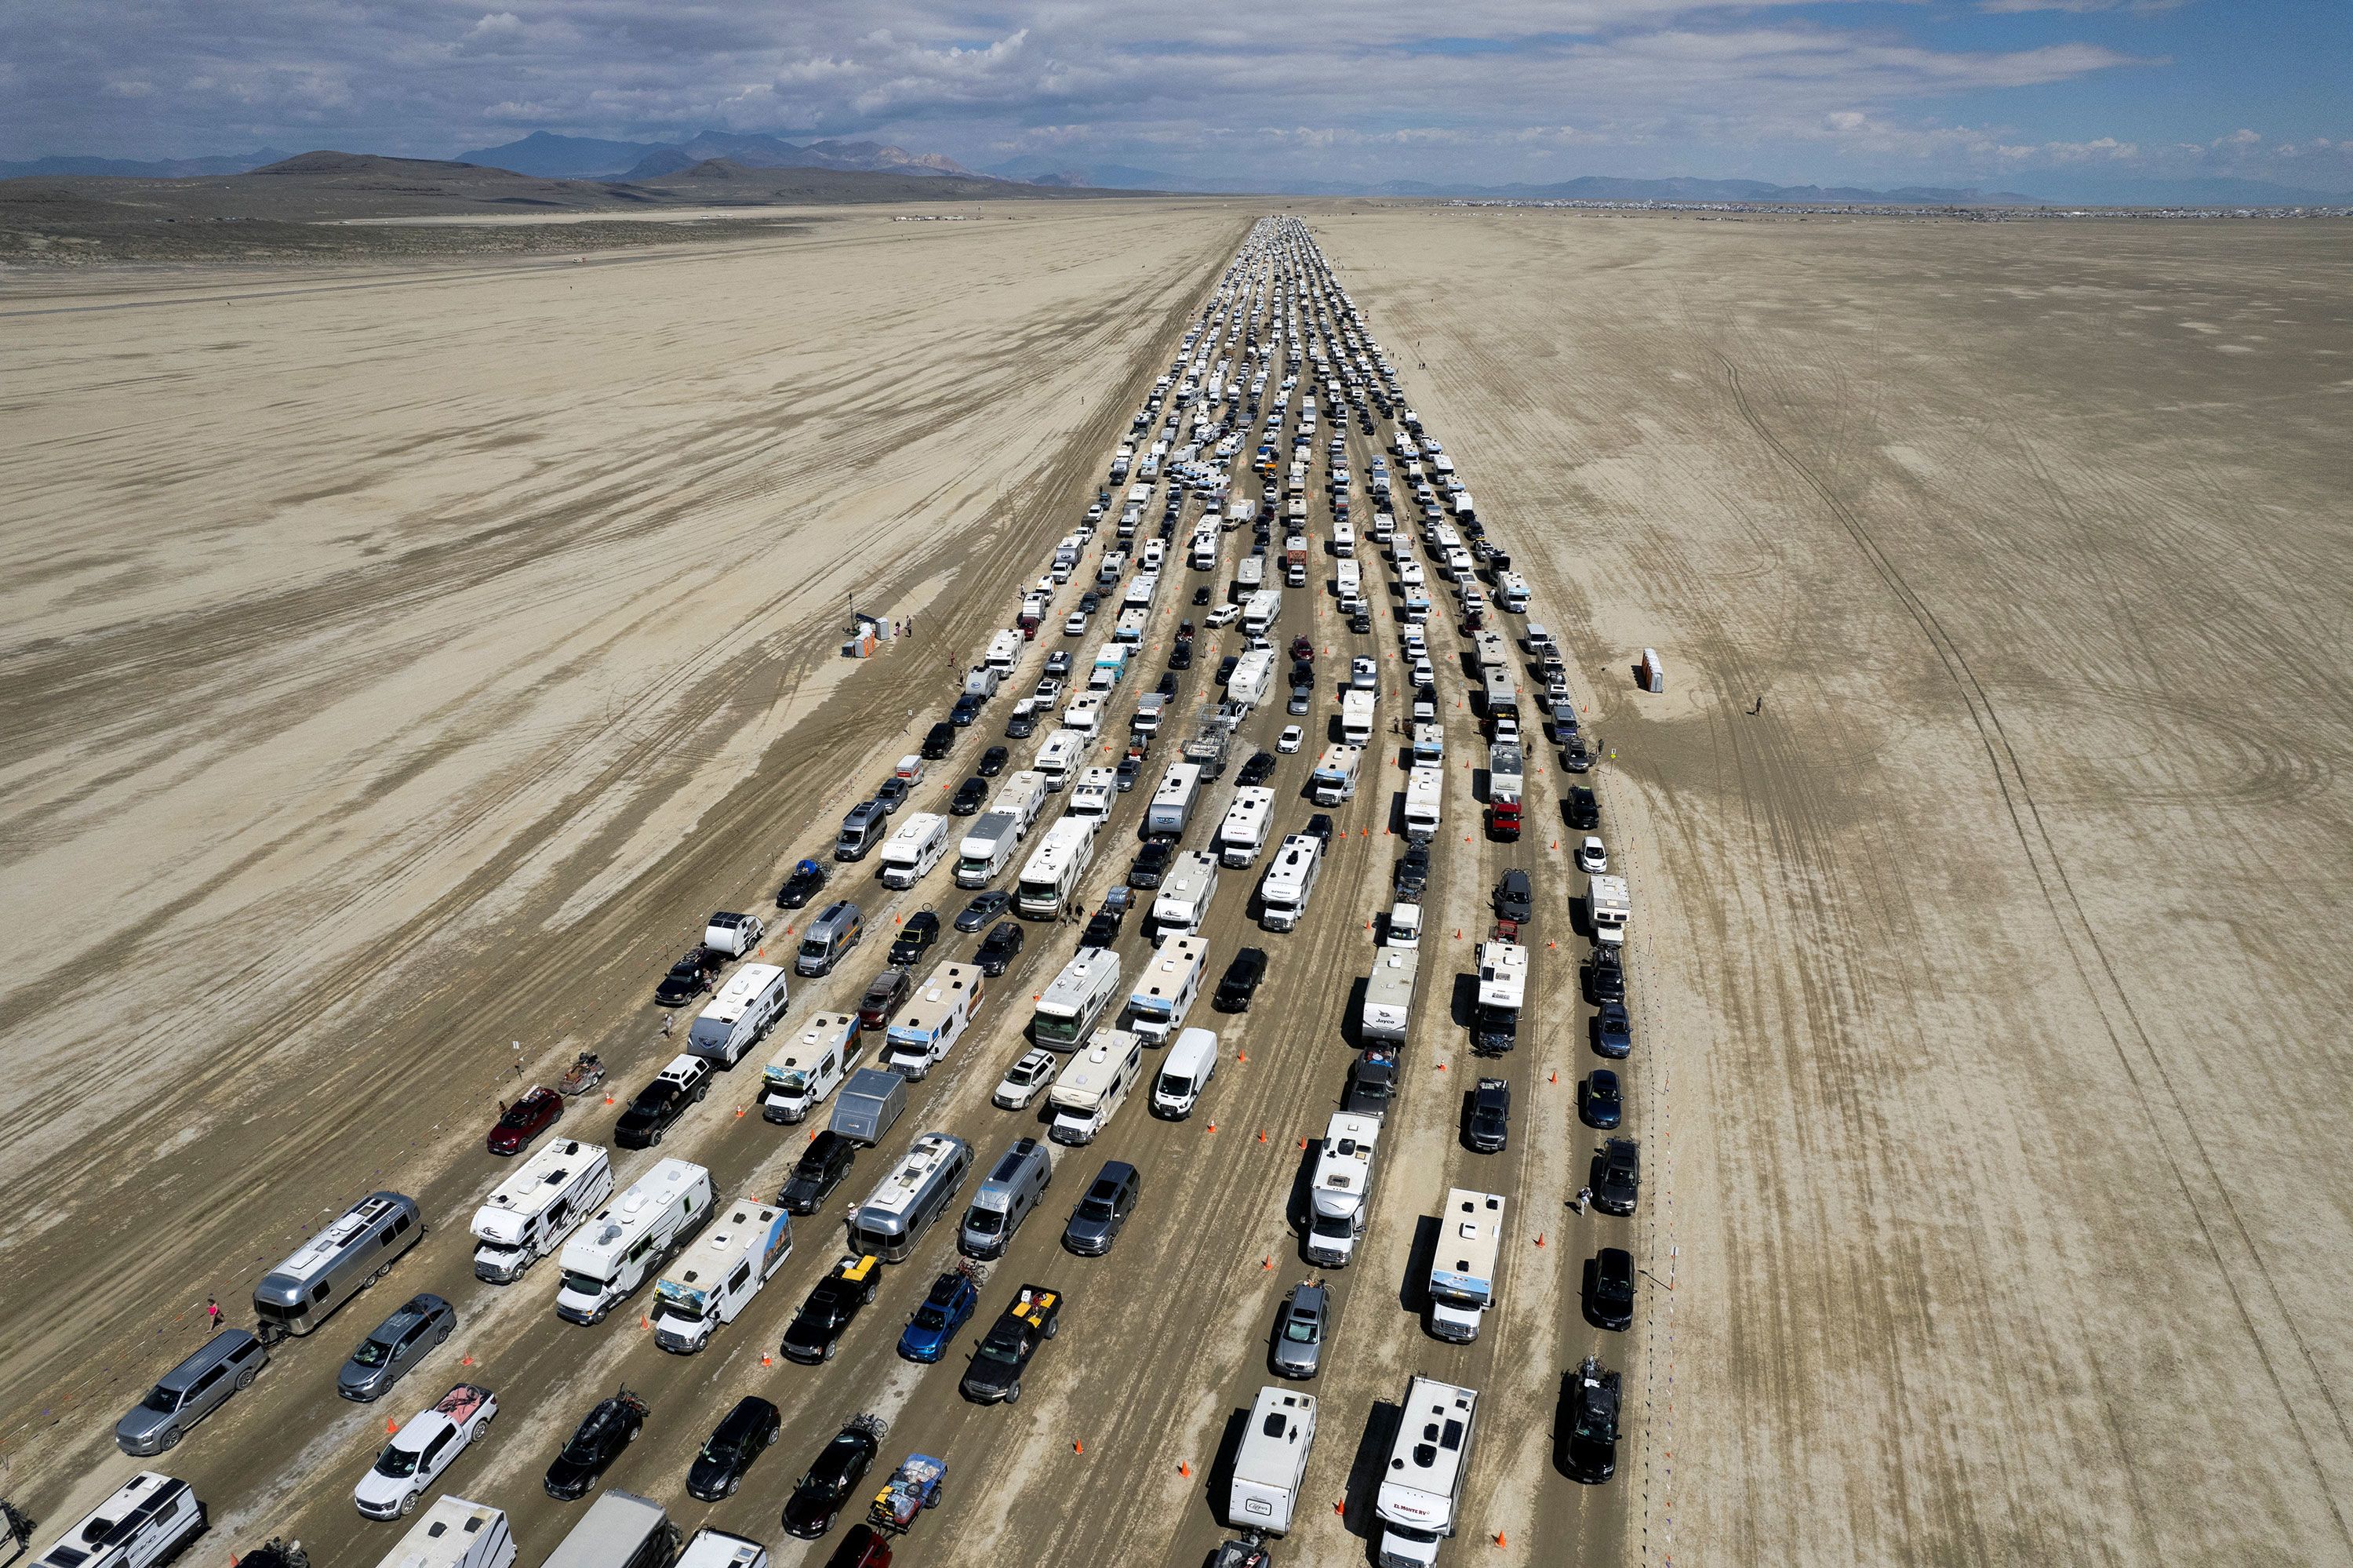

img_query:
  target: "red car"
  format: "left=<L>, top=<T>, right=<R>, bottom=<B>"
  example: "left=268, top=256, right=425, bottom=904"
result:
left=487, top=1086, right=563, bottom=1155
left=822, top=1526, right=892, bottom=1568
left=1289, top=635, right=1315, bottom=664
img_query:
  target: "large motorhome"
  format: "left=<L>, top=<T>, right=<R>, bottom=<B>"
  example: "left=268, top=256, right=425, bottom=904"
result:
left=1374, top=1378, right=1479, bottom=1567
left=555, top=1159, right=714, bottom=1325
left=1304, top=1111, right=1381, bottom=1268
left=1033, top=729, right=1086, bottom=790
left=1471, top=940, right=1528, bottom=1054
left=1031, top=948, right=1123, bottom=1050
left=1311, top=744, right=1363, bottom=806
left=1402, top=762, right=1445, bottom=845
left=882, top=963, right=984, bottom=1080
left=1258, top=833, right=1324, bottom=933
left=650, top=1197, right=793, bottom=1353
left=253, top=1191, right=423, bottom=1340
left=759, top=1012, right=863, bottom=1124
left=1046, top=1030, right=1144, bottom=1145
left=1124, top=933, right=1209, bottom=1044
left=847, top=1132, right=973, bottom=1263
left=1218, top=785, right=1278, bottom=868
left=471, top=1140, right=613, bottom=1284
left=1427, top=1189, right=1506, bottom=1344
left=1150, top=851, right=1220, bottom=937
left=685, top=963, right=789, bottom=1067
left=1016, top=815, right=1097, bottom=919
left=1340, top=687, right=1377, bottom=746
left=878, top=812, right=950, bottom=890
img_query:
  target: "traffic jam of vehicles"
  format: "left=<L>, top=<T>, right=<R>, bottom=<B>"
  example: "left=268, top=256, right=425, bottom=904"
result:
left=56, top=216, right=1646, bottom=1568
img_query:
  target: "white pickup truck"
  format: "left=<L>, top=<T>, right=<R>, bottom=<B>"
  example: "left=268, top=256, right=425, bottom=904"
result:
left=352, top=1382, right=497, bottom=1519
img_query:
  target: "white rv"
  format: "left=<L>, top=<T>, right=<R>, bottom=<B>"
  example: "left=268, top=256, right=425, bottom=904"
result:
left=1145, top=762, right=1206, bottom=837
left=1588, top=874, right=1631, bottom=945
left=685, top=963, right=789, bottom=1068
left=1360, top=948, right=1420, bottom=1046
left=1304, top=1111, right=1381, bottom=1268
left=1340, top=687, right=1377, bottom=746
left=651, top=1196, right=793, bottom=1353
left=1496, top=572, right=1530, bottom=613
left=1016, top=814, right=1097, bottom=919
left=1115, top=606, right=1151, bottom=644
left=1402, top=762, right=1445, bottom=845
left=1240, top=589, right=1284, bottom=639
left=1151, top=851, right=1220, bottom=937
left=1125, top=933, right=1208, bottom=1043
left=985, top=628, right=1024, bottom=675
left=1427, top=1189, right=1506, bottom=1344
left=847, top=1132, right=972, bottom=1263
left=375, top=1497, right=516, bottom=1568
left=1047, top=1029, right=1144, bottom=1145
left=471, top=1138, right=614, bottom=1284
left=882, top=962, right=984, bottom=1080
left=1258, top=833, right=1324, bottom=933
left=1068, top=766, right=1118, bottom=819
left=1033, top=729, right=1086, bottom=790
left=1471, top=940, right=1529, bottom=1054
left=1311, top=744, right=1363, bottom=806
left=555, top=1158, right=714, bottom=1324
left=1031, top=948, right=1123, bottom=1050
left=878, top=812, right=950, bottom=890
left=1218, top=786, right=1278, bottom=868
left=1062, top=692, right=1105, bottom=737
left=759, top=1012, right=862, bottom=1123
left=1413, top=722, right=1446, bottom=763
left=1226, top=1387, right=1318, bottom=1537
left=1374, top=1378, right=1478, bottom=1568
left=34, top=1472, right=209, bottom=1568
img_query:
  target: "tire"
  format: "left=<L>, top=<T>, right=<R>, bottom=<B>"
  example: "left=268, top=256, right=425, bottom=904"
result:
left=1043, top=1317, right=1059, bottom=1340
left=726, top=1479, right=739, bottom=1498
left=399, top=1493, right=419, bottom=1518
left=1004, top=1382, right=1021, bottom=1405
left=627, top=1424, right=640, bottom=1442
left=160, top=1427, right=181, bottom=1450
left=823, top=1340, right=838, bottom=1362
left=650, top=1127, right=664, bottom=1146
left=235, top=1366, right=256, bottom=1391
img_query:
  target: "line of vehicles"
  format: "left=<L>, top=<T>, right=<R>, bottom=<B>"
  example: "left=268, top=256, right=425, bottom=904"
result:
left=60, top=216, right=1646, bottom=1568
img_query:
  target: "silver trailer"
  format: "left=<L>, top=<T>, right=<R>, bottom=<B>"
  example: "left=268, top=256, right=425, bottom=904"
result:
left=251, top=1191, right=423, bottom=1341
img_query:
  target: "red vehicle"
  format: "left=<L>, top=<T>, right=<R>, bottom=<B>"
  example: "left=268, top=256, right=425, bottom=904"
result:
left=821, top=1526, right=893, bottom=1568
left=1488, top=796, right=1522, bottom=841
left=1289, top=635, right=1315, bottom=664
left=487, top=1086, right=563, bottom=1155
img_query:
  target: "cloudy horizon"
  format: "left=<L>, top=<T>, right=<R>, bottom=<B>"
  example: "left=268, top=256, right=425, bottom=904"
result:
left=3, top=1, right=2346, bottom=196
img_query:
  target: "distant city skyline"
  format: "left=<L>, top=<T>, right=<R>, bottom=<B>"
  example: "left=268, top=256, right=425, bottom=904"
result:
left=3, top=1, right=2346, bottom=198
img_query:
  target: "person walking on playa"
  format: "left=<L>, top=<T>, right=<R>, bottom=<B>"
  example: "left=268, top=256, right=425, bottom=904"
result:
left=662, top=1012, right=675, bottom=1039
left=1574, top=1186, right=1592, bottom=1215
left=205, top=1297, right=224, bottom=1330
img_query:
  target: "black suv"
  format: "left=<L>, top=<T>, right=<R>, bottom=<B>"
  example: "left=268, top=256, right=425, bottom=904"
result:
left=1127, top=839, right=1175, bottom=889
left=1466, top=1078, right=1511, bottom=1153
left=921, top=722, right=958, bottom=760
left=1213, top=947, right=1268, bottom=1012
left=544, top=1389, right=649, bottom=1500
left=1238, top=751, right=1278, bottom=787
left=1394, top=843, right=1431, bottom=900
left=779, top=1132, right=856, bottom=1215
left=1566, top=787, right=1600, bottom=830
left=1593, top=1138, right=1641, bottom=1216
left=975, top=921, right=1024, bottom=977
left=1584, top=946, right=1625, bottom=1006
left=781, top=1416, right=886, bottom=1538
left=685, top=1395, right=780, bottom=1502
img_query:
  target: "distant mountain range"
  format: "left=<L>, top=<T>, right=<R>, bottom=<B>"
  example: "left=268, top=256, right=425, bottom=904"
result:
left=455, top=129, right=973, bottom=182
left=0, top=148, right=293, bottom=180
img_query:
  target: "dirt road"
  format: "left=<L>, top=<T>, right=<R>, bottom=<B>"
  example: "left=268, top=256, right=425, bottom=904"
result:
left=1318, top=206, right=2353, bottom=1566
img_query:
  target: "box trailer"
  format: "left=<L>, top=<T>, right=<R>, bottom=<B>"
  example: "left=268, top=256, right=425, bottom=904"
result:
left=1360, top=948, right=1419, bottom=1045
left=1226, top=1387, right=1318, bottom=1537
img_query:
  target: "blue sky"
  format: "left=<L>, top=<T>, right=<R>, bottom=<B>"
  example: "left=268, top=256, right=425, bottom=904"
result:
left=2, top=1, right=2346, bottom=194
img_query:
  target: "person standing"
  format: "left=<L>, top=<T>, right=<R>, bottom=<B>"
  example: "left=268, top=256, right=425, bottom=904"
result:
left=205, top=1297, right=224, bottom=1330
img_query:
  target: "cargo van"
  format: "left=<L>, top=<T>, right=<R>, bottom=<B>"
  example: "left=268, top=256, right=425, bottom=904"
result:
left=883, top=963, right=984, bottom=1080
left=686, top=962, right=788, bottom=1066
left=32, top=1472, right=209, bottom=1568
left=541, top=1490, right=678, bottom=1568
left=1047, top=1031, right=1144, bottom=1145
left=1151, top=1027, right=1220, bottom=1119
left=960, top=1136, right=1054, bottom=1259
left=652, top=1196, right=793, bottom=1353
left=374, top=1496, right=516, bottom=1568
left=759, top=1013, right=862, bottom=1124
left=827, top=1067, right=907, bottom=1147
left=471, top=1138, right=613, bottom=1283
left=878, top=812, right=950, bottom=890
left=1226, top=1387, right=1317, bottom=1537
left=848, top=1132, right=973, bottom=1263
left=253, top=1191, right=423, bottom=1341
left=795, top=900, right=864, bottom=977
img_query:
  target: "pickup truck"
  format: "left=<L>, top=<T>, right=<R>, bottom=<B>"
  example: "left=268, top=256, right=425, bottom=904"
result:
left=614, top=1054, right=712, bottom=1149
left=352, top=1382, right=497, bottom=1519
left=959, top=1284, right=1062, bottom=1405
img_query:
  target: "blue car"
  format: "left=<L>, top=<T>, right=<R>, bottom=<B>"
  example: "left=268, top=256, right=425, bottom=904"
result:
left=898, top=1267, right=981, bottom=1363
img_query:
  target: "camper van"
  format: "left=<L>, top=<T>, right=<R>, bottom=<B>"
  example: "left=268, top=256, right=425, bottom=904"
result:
left=883, top=963, right=984, bottom=1080
left=253, top=1191, right=423, bottom=1340
left=1125, top=933, right=1208, bottom=1043
left=1047, top=1030, right=1144, bottom=1145
left=959, top=1136, right=1055, bottom=1260
left=1146, top=762, right=1206, bottom=837
left=878, top=812, right=950, bottom=890
left=1016, top=815, right=1097, bottom=920
left=1034, top=729, right=1086, bottom=791
left=758, top=1013, right=862, bottom=1124
left=555, top=1159, right=714, bottom=1324
left=1258, top=833, right=1324, bottom=933
left=791, top=898, right=864, bottom=975
left=685, top=962, right=789, bottom=1067
left=1225, top=1387, right=1318, bottom=1537
left=1218, top=786, right=1277, bottom=868
left=1427, top=1189, right=1506, bottom=1344
left=1151, top=1026, right=1220, bottom=1119
left=1304, top=1112, right=1382, bottom=1268
left=1032, top=948, right=1123, bottom=1050
left=375, top=1497, right=517, bottom=1568
left=651, top=1197, right=793, bottom=1353
left=847, top=1132, right=973, bottom=1263
left=1375, top=1378, right=1478, bottom=1567
left=31, top=1473, right=210, bottom=1568
left=835, top=800, right=889, bottom=862
left=1311, top=744, right=1363, bottom=806
left=471, top=1140, right=614, bottom=1283
left=1402, top=763, right=1446, bottom=845
left=1360, top=948, right=1420, bottom=1046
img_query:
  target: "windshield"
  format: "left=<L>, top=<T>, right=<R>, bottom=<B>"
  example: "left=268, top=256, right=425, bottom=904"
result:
left=1033, top=1013, right=1082, bottom=1045
left=374, top=1442, right=423, bottom=1478
left=350, top=1337, right=393, bottom=1366
left=974, top=1336, right=1021, bottom=1366
left=1283, top=1316, right=1318, bottom=1344
left=966, top=1210, right=1005, bottom=1235
left=913, top=1304, right=950, bottom=1329
left=142, top=1385, right=181, bottom=1413
left=1078, top=1198, right=1116, bottom=1221
left=1311, top=1214, right=1355, bottom=1239
left=559, top=1270, right=607, bottom=1298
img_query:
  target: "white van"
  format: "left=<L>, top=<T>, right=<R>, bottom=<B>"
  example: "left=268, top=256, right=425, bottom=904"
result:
left=1151, top=1027, right=1220, bottom=1119
left=650, top=1196, right=793, bottom=1353
left=1226, top=1387, right=1317, bottom=1537
left=882, top=962, right=984, bottom=1080
left=878, top=812, right=949, bottom=890
left=759, top=1012, right=862, bottom=1123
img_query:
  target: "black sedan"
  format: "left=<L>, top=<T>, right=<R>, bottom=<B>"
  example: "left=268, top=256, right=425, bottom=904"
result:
left=1580, top=1069, right=1623, bottom=1130
left=1593, top=1138, right=1641, bottom=1216
left=1169, top=642, right=1195, bottom=671
left=1587, top=1248, right=1635, bottom=1333
left=685, top=1395, right=780, bottom=1502
left=776, top=859, right=831, bottom=909
left=1566, top=786, right=1601, bottom=830
left=1594, top=1001, right=1632, bottom=1059
left=781, top=1416, right=887, bottom=1539
left=1237, top=751, right=1278, bottom=787
left=1493, top=869, right=1533, bottom=924
left=1213, top=947, right=1269, bottom=1012
left=888, top=911, right=940, bottom=968
left=955, top=890, right=1011, bottom=933
left=780, top=1255, right=882, bottom=1364
left=544, top=1389, right=649, bottom=1500
left=975, top=921, right=1025, bottom=977
left=977, top=745, right=1009, bottom=777
left=951, top=777, right=990, bottom=816
left=1305, top=813, right=1336, bottom=845
left=652, top=947, right=720, bottom=1007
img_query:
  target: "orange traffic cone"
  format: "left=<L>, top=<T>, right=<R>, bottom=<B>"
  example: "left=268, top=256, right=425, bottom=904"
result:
left=1207, top=1122, right=1217, bottom=1133
left=1262, top=1257, right=1272, bottom=1271
left=1075, top=1439, right=1085, bottom=1454
left=1257, top=1129, right=1267, bottom=1143
left=1237, top=1050, right=1247, bottom=1064
left=1436, top=1062, right=1447, bottom=1072
left=1179, top=1461, right=1191, bottom=1478
left=1534, top=1233, right=1546, bottom=1247
left=1495, top=1532, right=1507, bottom=1547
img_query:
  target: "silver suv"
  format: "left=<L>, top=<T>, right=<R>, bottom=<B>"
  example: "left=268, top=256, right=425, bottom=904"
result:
left=115, top=1328, right=268, bottom=1453
left=336, top=1293, right=456, bottom=1402
left=1270, top=1282, right=1327, bottom=1380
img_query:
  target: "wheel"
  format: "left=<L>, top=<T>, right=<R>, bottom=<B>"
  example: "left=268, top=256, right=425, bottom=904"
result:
left=650, top=1127, right=664, bottom=1146
left=726, top=1479, right=739, bottom=1498
left=235, top=1366, right=257, bottom=1391
left=399, top=1492, right=419, bottom=1517
left=627, top=1424, right=640, bottom=1442
left=1042, top=1316, right=1059, bottom=1340
left=1004, top=1382, right=1021, bottom=1404
left=160, top=1427, right=181, bottom=1450
left=823, top=1340, right=838, bottom=1362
